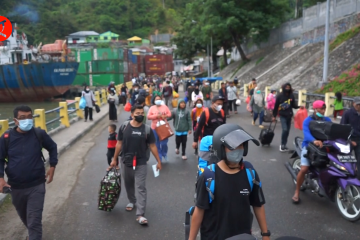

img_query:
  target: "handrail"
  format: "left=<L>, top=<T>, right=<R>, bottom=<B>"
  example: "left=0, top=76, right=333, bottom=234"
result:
left=0, top=87, right=110, bottom=136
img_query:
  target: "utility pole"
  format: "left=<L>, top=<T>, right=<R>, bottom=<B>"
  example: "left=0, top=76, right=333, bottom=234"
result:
left=210, top=36, right=213, bottom=77
left=207, top=44, right=210, bottom=77
left=321, top=0, right=330, bottom=87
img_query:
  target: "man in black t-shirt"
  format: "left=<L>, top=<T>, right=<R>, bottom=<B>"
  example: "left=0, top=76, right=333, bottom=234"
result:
left=189, top=124, right=270, bottom=240
left=192, top=96, right=226, bottom=150
left=110, top=105, right=162, bottom=225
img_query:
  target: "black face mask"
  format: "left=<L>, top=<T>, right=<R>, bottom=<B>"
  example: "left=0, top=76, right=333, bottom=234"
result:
left=134, top=115, right=144, bottom=123
left=284, top=89, right=291, bottom=93
left=194, top=89, right=200, bottom=95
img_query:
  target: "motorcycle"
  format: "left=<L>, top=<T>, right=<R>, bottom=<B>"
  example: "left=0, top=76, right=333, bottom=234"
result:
left=285, top=131, right=360, bottom=222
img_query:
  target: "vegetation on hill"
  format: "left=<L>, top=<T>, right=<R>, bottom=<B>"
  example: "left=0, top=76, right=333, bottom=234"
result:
left=317, top=64, right=360, bottom=97
left=0, top=0, right=190, bottom=45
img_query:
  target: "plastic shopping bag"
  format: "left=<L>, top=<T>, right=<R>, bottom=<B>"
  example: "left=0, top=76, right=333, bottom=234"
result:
left=294, top=108, right=308, bottom=130
left=173, top=91, right=179, bottom=98
left=124, top=102, right=132, bottom=112
left=79, top=97, right=86, bottom=110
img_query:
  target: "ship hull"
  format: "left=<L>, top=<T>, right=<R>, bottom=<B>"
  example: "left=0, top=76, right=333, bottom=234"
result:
left=0, top=62, right=79, bottom=103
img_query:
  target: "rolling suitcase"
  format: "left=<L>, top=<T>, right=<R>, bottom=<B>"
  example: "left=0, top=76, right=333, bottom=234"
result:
left=259, top=120, right=277, bottom=146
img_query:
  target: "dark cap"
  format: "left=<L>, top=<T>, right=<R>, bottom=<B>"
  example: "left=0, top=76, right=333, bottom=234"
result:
left=354, top=97, right=360, bottom=105
left=136, top=96, right=145, bottom=105
left=212, top=95, right=224, bottom=103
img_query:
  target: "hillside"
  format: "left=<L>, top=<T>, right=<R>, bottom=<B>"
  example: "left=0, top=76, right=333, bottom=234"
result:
left=0, top=0, right=189, bottom=45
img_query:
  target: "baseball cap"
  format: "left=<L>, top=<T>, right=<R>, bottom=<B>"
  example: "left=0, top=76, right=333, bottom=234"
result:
left=313, top=100, right=326, bottom=109
left=212, top=95, right=224, bottom=103
left=354, top=97, right=360, bottom=105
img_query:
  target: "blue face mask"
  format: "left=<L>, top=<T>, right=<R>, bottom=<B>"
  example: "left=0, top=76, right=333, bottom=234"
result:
left=155, top=100, right=162, bottom=105
left=226, top=148, right=244, bottom=163
left=316, top=112, right=324, bottom=118
left=256, top=90, right=261, bottom=94
left=17, top=119, right=33, bottom=131
left=196, top=103, right=202, bottom=108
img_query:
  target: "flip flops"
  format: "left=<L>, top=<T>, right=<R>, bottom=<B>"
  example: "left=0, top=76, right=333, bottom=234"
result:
left=137, top=216, right=148, bottom=225
left=126, top=203, right=134, bottom=211
left=292, top=196, right=301, bottom=204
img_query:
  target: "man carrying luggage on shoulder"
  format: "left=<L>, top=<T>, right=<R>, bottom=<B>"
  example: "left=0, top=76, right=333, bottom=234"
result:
left=0, top=105, right=58, bottom=240
left=110, top=105, right=161, bottom=225
left=192, top=96, right=226, bottom=150
left=292, top=100, right=331, bottom=204
left=340, top=97, right=360, bottom=179
left=189, top=124, right=270, bottom=240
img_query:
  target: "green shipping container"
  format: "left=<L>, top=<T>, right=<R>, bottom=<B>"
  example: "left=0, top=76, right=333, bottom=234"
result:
left=90, top=74, right=125, bottom=86
left=118, top=48, right=124, bottom=60
left=86, top=60, right=128, bottom=74
left=94, top=48, right=119, bottom=60
left=72, top=74, right=90, bottom=86
left=77, top=50, right=93, bottom=62
left=77, top=62, right=87, bottom=74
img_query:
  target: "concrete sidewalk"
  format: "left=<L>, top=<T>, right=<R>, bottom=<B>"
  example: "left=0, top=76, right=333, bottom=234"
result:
left=0, top=103, right=112, bottom=204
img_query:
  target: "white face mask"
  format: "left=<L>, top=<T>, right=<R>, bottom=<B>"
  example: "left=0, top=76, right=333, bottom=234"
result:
left=215, top=105, right=222, bottom=111
left=155, top=100, right=162, bottom=105
left=205, top=83, right=210, bottom=86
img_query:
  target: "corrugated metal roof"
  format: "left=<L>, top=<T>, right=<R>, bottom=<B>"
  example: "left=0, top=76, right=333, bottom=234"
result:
left=100, top=31, right=119, bottom=37
left=69, top=31, right=99, bottom=36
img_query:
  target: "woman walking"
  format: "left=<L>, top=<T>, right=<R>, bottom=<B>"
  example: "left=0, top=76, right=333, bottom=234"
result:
left=250, top=87, right=266, bottom=129
left=168, top=99, right=192, bottom=160
left=191, top=85, right=203, bottom=107
left=266, top=89, right=276, bottom=110
left=108, top=89, right=118, bottom=121
left=82, top=85, right=96, bottom=122
left=147, top=95, right=172, bottom=162
left=120, top=84, right=127, bottom=106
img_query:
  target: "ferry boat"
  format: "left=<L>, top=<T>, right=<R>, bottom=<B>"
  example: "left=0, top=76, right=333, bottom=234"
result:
left=0, top=22, right=79, bottom=102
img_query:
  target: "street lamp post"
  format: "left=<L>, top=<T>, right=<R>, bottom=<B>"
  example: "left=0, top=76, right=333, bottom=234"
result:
left=321, top=0, right=330, bottom=87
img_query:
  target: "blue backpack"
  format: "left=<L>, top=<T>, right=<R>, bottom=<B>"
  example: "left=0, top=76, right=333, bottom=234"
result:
left=198, top=136, right=213, bottom=170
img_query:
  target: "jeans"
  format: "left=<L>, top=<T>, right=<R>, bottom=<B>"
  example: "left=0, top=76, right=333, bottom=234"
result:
left=84, top=107, right=93, bottom=120
left=280, top=116, right=292, bottom=146
left=153, top=129, right=168, bottom=160
left=11, top=183, right=46, bottom=240
left=176, top=135, right=188, bottom=156
left=253, top=111, right=264, bottom=125
left=228, top=100, right=237, bottom=112
left=203, top=100, right=211, bottom=108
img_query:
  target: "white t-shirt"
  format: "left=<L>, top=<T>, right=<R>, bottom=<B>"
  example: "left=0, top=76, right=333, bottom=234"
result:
left=132, top=78, right=136, bottom=84
left=227, top=86, right=237, bottom=100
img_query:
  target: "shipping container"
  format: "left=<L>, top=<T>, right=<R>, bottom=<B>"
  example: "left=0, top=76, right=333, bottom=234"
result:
left=93, top=48, right=119, bottom=60
left=77, top=62, right=87, bottom=74
left=77, top=50, right=93, bottom=62
left=86, top=60, right=128, bottom=74
left=72, top=74, right=90, bottom=86
left=146, top=63, right=167, bottom=72
left=123, top=49, right=129, bottom=62
left=137, top=55, right=145, bottom=73
left=145, top=54, right=167, bottom=63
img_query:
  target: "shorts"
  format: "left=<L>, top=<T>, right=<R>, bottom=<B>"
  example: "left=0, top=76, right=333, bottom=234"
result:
left=300, top=146, right=310, bottom=166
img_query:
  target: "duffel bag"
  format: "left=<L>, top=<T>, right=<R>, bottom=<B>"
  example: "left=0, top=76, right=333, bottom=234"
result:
left=98, top=168, right=121, bottom=212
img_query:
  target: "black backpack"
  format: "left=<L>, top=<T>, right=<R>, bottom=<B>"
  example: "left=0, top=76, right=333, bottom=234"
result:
left=3, top=127, right=46, bottom=163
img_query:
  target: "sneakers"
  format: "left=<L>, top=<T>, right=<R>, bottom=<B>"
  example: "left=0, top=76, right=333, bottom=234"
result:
left=280, top=145, right=289, bottom=152
left=252, top=120, right=255, bottom=126
left=259, top=125, right=264, bottom=129
left=175, top=149, right=179, bottom=155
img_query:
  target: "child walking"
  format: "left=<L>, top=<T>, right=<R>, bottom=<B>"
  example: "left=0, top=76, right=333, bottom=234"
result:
left=168, top=99, right=192, bottom=160
left=334, top=92, right=344, bottom=120
left=107, top=124, right=119, bottom=167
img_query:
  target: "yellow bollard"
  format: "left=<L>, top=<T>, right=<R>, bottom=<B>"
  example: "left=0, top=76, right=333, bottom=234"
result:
left=101, top=89, right=107, bottom=105
left=298, top=90, right=307, bottom=107
left=325, top=92, right=335, bottom=117
left=95, top=91, right=101, bottom=105
left=34, top=109, right=47, bottom=131
left=264, top=86, right=271, bottom=99
left=74, top=97, right=84, bottom=119
left=59, top=102, right=70, bottom=127
left=0, top=120, right=9, bottom=136
left=243, top=84, right=249, bottom=97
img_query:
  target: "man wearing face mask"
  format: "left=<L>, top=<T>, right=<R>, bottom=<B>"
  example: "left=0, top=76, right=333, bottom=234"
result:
left=0, top=105, right=58, bottom=240
left=189, top=124, right=270, bottom=240
left=110, top=105, right=161, bottom=225
left=272, top=83, right=302, bottom=152
left=292, top=100, right=331, bottom=204
left=131, top=83, right=140, bottom=106
left=192, top=96, right=226, bottom=150
left=201, top=80, right=213, bottom=108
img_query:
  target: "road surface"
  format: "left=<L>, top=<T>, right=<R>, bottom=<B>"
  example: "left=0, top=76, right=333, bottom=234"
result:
left=43, top=104, right=360, bottom=240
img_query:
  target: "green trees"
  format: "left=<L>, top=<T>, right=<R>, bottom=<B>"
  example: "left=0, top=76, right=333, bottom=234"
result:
left=0, top=0, right=188, bottom=45
left=173, top=0, right=289, bottom=63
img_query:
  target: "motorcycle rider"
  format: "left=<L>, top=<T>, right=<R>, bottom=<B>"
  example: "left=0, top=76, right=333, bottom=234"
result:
left=292, top=100, right=331, bottom=203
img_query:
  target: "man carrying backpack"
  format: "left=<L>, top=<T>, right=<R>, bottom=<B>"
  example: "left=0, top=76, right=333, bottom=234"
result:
left=189, top=124, right=270, bottom=240
left=192, top=96, right=226, bottom=150
left=162, top=80, right=173, bottom=108
left=0, top=105, right=58, bottom=240
left=109, top=105, right=162, bottom=225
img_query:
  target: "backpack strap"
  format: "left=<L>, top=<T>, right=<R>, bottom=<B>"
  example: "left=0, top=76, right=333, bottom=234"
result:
left=203, top=163, right=216, bottom=203
left=204, top=108, right=210, bottom=126
left=33, top=127, right=46, bottom=163
left=145, top=124, right=151, bottom=140
left=3, top=130, right=11, bottom=162
left=245, top=168, right=261, bottom=191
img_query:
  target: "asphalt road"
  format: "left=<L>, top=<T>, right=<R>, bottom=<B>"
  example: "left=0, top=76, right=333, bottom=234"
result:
left=43, top=103, right=360, bottom=240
